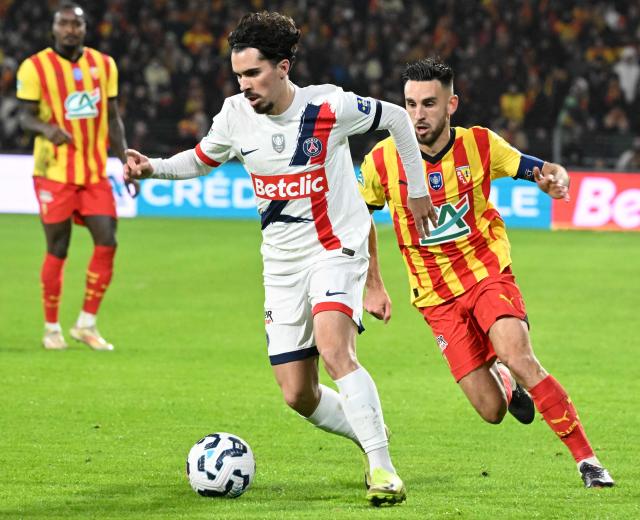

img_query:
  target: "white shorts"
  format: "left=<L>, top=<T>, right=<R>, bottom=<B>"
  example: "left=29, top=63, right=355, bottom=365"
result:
left=263, top=247, right=368, bottom=365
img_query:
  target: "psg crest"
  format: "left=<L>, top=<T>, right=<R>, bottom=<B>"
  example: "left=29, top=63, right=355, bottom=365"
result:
left=272, top=133, right=285, bottom=153
left=302, top=136, right=322, bottom=158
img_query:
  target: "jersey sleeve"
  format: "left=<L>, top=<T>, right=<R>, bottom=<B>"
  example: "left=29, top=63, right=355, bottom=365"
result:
left=358, top=150, right=386, bottom=210
left=107, top=56, right=118, bottom=98
left=194, top=99, right=235, bottom=167
left=487, top=129, right=522, bottom=180
left=334, top=88, right=382, bottom=136
left=16, top=59, right=41, bottom=101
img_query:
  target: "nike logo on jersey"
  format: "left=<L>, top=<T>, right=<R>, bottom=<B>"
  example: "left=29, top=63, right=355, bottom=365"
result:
left=326, top=290, right=347, bottom=296
left=240, top=148, right=258, bottom=156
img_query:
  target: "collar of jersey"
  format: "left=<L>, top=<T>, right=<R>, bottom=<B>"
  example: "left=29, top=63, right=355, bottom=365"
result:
left=420, top=128, right=456, bottom=164
left=50, top=46, right=85, bottom=63
left=266, top=82, right=300, bottom=121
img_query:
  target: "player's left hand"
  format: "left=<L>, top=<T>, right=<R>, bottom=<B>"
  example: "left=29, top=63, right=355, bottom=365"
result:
left=125, top=178, right=140, bottom=198
left=535, top=163, right=570, bottom=201
left=364, top=285, right=392, bottom=324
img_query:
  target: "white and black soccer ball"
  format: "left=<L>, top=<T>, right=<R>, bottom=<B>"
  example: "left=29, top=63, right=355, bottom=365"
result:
left=186, top=432, right=256, bottom=498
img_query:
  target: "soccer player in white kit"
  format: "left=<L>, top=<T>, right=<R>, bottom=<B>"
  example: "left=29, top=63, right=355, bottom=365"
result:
left=124, top=12, right=436, bottom=506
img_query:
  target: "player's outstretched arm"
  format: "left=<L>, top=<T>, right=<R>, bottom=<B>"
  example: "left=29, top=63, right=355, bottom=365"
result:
left=123, top=148, right=212, bottom=181
left=377, top=101, right=438, bottom=238
left=534, top=162, right=570, bottom=201
left=364, top=216, right=392, bottom=324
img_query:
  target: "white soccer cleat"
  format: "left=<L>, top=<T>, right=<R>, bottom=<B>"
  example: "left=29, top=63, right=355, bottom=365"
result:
left=42, top=330, right=68, bottom=350
left=70, top=325, right=114, bottom=351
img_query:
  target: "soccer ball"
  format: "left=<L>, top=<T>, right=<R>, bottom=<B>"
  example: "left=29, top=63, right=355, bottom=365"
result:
left=186, top=432, right=256, bottom=498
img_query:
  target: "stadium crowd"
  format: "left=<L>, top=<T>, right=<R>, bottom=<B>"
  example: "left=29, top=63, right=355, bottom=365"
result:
left=1, top=0, right=638, bottom=167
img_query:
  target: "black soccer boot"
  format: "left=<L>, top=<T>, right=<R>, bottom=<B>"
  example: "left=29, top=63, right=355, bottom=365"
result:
left=579, top=462, right=615, bottom=488
left=507, top=382, right=536, bottom=424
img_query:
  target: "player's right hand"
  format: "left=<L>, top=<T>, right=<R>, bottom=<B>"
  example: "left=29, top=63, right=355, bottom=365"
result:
left=123, top=148, right=154, bottom=180
left=44, top=125, right=73, bottom=146
left=364, top=285, right=392, bottom=324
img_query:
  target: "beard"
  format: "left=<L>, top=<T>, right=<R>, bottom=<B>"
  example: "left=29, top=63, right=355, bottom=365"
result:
left=416, top=116, right=447, bottom=147
left=252, top=101, right=274, bottom=115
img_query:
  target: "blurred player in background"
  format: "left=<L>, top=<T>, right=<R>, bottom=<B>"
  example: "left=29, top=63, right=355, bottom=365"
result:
left=124, top=11, right=437, bottom=506
left=17, top=2, right=135, bottom=351
left=361, top=58, right=614, bottom=489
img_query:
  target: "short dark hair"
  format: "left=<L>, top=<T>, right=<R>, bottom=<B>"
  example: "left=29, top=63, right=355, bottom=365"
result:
left=402, top=58, right=454, bottom=87
left=228, top=11, right=300, bottom=66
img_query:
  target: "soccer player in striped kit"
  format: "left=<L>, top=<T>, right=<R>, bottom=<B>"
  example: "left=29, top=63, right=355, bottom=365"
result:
left=124, top=11, right=437, bottom=506
left=17, top=2, right=134, bottom=351
left=360, top=58, right=614, bottom=488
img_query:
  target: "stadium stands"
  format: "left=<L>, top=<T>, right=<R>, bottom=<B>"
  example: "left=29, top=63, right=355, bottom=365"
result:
left=1, top=0, right=638, bottom=166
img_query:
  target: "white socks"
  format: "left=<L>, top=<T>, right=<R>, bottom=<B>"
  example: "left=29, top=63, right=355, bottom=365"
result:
left=45, top=322, right=61, bottom=332
left=306, top=384, right=358, bottom=443
left=577, top=456, right=601, bottom=469
left=335, top=367, right=394, bottom=473
left=76, top=311, right=96, bottom=328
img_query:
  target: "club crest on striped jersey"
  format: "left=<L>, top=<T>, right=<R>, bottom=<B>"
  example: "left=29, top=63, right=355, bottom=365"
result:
left=303, top=137, right=322, bottom=158
left=419, top=195, right=471, bottom=246
left=428, top=171, right=443, bottom=190
left=272, top=133, right=285, bottom=153
left=64, top=88, right=100, bottom=120
left=456, top=165, right=471, bottom=184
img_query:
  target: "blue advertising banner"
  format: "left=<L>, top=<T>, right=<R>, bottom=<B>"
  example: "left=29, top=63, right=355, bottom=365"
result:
left=135, top=163, right=550, bottom=228
left=137, top=164, right=257, bottom=218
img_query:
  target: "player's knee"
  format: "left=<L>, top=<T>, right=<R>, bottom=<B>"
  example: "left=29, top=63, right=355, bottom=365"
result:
left=481, top=404, right=507, bottom=424
left=281, top=387, right=317, bottom=416
left=473, top=396, right=507, bottom=424
left=48, top=238, right=70, bottom=258
left=320, top=348, right=358, bottom=380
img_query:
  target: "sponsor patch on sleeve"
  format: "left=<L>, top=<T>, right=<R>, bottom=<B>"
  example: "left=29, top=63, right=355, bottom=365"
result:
left=356, top=97, right=371, bottom=115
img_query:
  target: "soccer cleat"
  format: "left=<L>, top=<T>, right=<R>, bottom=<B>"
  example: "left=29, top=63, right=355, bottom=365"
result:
left=366, top=468, right=406, bottom=506
left=70, top=325, right=114, bottom=351
left=508, top=382, right=535, bottom=424
left=363, top=425, right=391, bottom=489
left=579, top=462, right=615, bottom=488
left=42, top=330, right=68, bottom=350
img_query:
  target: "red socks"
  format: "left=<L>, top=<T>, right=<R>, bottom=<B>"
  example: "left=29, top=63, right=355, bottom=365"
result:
left=41, top=253, right=66, bottom=323
left=529, top=375, right=594, bottom=462
left=82, top=245, right=116, bottom=314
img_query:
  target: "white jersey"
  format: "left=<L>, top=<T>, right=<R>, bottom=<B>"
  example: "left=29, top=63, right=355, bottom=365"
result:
left=194, top=84, right=380, bottom=263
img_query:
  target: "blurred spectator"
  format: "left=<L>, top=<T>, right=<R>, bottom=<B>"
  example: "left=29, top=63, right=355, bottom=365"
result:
left=0, top=0, right=637, bottom=166
left=500, top=83, right=526, bottom=125
left=613, top=46, right=639, bottom=105
left=615, top=136, right=640, bottom=171
left=557, top=77, right=595, bottom=165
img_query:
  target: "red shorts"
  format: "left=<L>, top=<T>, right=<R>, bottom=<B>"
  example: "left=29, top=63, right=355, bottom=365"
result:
left=420, top=267, right=528, bottom=382
left=33, top=177, right=116, bottom=225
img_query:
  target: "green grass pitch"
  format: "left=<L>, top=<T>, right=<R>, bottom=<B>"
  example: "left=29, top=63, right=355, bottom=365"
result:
left=1, top=213, right=638, bottom=519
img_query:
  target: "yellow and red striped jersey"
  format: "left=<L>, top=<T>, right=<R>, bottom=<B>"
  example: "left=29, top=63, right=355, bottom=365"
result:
left=359, top=126, right=523, bottom=307
left=16, top=47, right=118, bottom=185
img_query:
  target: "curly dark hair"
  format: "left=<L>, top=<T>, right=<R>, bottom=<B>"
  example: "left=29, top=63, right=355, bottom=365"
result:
left=228, top=11, right=300, bottom=66
left=402, top=58, right=454, bottom=87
